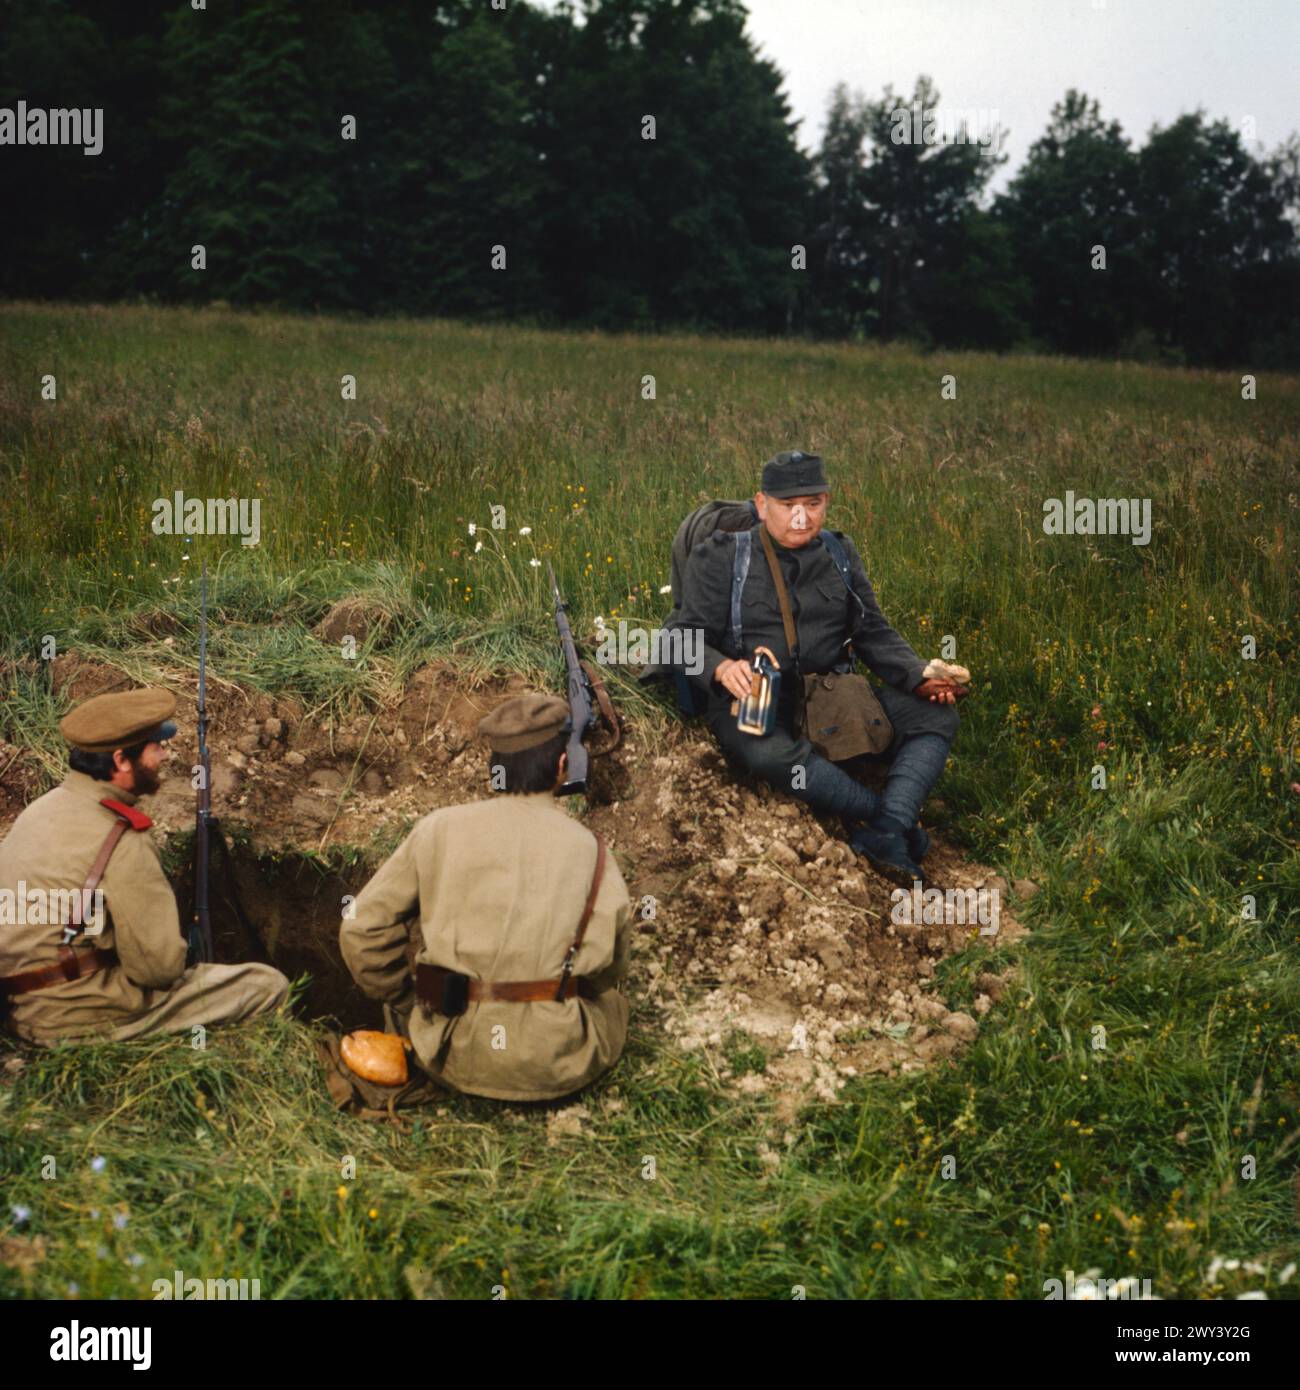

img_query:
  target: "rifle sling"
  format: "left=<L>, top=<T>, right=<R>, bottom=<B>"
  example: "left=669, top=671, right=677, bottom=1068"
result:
left=579, top=659, right=621, bottom=750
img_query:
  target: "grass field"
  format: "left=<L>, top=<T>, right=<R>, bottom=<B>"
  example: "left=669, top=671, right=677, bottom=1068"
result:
left=0, top=302, right=1297, bottom=1299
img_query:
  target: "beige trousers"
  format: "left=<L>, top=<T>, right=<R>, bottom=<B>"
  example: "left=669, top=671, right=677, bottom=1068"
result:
left=103, top=962, right=290, bottom=1041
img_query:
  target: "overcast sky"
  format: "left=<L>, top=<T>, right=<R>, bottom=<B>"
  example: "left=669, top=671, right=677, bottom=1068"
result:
left=543, top=0, right=1299, bottom=190
left=742, top=0, right=1298, bottom=186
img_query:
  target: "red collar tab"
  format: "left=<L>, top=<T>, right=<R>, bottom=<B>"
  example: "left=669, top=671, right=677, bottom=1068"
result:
left=99, top=798, right=152, bottom=831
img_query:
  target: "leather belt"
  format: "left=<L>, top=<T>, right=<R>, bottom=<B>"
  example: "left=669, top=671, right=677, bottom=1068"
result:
left=415, top=963, right=600, bottom=1008
left=0, top=945, right=119, bottom=999
left=415, top=834, right=609, bottom=1015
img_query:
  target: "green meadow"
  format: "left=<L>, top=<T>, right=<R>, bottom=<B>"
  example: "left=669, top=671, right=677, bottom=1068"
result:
left=0, top=302, right=1296, bottom=1299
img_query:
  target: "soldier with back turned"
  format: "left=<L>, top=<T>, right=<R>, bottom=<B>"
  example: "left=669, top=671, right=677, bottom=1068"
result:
left=340, top=693, right=631, bottom=1101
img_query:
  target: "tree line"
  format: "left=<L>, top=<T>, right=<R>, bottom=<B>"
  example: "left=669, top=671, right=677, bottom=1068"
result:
left=2, top=0, right=1296, bottom=366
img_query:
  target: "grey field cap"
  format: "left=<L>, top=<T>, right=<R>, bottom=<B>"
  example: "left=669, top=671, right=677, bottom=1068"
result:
left=761, top=450, right=829, bottom=498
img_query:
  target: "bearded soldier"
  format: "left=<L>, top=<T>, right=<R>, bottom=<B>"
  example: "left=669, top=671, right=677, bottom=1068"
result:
left=670, top=451, right=969, bottom=885
left=0, top=689, right=289, bottom=1043
left=339, top=693, right=631, bottom=1102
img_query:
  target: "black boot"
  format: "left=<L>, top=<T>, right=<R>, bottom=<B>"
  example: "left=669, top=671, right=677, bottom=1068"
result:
left=843, top=817, right=929, bottom=862
left=850, top=817, right=925, bottom=887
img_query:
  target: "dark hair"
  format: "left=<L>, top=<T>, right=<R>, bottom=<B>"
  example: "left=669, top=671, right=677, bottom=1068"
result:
left=488, top=730, right=568, bottom=795
left=69, top=741, right=147, bottom=782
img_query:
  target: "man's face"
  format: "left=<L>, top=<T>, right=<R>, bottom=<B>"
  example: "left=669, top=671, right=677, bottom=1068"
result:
left=756, top=492, right=829, bottom=549
left=113, top=740, right=170, bottom=797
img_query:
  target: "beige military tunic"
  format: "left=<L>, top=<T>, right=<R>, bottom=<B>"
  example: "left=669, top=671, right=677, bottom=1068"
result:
left=0, top=770, right=288, bottom=1044
left=340, top=792, right=631, bottom=1102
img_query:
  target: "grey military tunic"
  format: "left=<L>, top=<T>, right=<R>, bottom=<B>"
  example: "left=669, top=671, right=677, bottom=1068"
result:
left=673, top=522, right=929, bottom=715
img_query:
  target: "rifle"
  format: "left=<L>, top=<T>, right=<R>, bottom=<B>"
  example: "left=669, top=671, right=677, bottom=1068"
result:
left=190, top=563, right=263, bottom=966
left=191, top=562, right=214, bottom=963
left=547, top=563, right=620, bottom=796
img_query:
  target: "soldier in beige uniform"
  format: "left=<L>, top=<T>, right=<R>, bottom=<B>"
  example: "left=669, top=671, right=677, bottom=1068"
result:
left=340, top=693, right=631, bottom=1102
left=0, top=689, right=289, bottom=1044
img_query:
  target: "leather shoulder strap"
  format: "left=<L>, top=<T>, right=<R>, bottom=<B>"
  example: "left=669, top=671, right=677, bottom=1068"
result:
left=69, top=815, right=132, bottom=928
left=758, top=526, right=798, bottom=660
left=571, top=835, right=607, bottom=959
left=553, top=834, right=608, bottom=1000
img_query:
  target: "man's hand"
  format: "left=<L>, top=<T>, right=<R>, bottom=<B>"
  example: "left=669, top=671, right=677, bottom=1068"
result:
left=913, top=677, right=969, bottom=705
left=714, top=658, right=754, bottom=701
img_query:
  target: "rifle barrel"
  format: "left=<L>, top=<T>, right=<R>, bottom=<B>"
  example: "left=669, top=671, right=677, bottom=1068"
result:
left=192, top=563, right=213, bottom=963
left=548, top=564, right=594, bottom=795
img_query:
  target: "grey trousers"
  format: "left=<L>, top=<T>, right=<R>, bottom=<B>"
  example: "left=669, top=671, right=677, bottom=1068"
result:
left=707, top=682, right=957, bottom=816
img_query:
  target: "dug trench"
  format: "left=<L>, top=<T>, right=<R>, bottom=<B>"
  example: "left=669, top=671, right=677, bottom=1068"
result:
left=1, top=653, right=1037, bottom=1108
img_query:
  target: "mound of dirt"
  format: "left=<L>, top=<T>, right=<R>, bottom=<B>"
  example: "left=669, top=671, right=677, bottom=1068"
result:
left=313, top=596, right=393, bottom=648
left=587, top=739, right=1026, bottom=1112
left=3, top=654, right=1033, bottom=1103
left=24, top=653, right=524, bottom=855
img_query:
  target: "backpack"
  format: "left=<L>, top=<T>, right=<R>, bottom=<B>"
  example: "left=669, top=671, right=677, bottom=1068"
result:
left=638, top=499, right=755, bottom=714
left=663, top=499, right=759, bottom=632
left=646, top=499, right=865, bottom=717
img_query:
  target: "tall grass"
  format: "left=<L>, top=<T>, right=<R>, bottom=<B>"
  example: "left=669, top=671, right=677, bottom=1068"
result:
left=0, top=303, right=1297, bottom=1299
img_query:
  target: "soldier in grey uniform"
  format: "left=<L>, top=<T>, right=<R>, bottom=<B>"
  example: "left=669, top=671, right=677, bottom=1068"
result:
left=670, top=451, right=967, bottom=884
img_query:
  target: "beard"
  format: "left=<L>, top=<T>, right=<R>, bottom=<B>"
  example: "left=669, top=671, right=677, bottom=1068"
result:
left=129, top=761, right=162, bottom=797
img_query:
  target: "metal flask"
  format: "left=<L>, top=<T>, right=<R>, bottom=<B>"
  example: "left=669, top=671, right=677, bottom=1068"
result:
left=736, top=646, right=781, bottom=736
